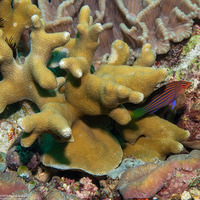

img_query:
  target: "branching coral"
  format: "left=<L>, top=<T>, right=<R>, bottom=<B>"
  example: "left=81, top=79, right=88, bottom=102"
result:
left=0, top=4, right=190, bottom=175
left=116, top=0, right=200, bottom=54
left=0, top=0, right=41, bottom=48
left=119, top=115, right=190, bottom=161
left=38, top=0, right=200, bottom=69
left=38, top=0, right=82, bottom=34
left=38, top=0, right=114, bottom=68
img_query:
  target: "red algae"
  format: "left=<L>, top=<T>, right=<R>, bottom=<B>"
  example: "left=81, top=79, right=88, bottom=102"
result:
left=57, top=176, right=99, bottom=199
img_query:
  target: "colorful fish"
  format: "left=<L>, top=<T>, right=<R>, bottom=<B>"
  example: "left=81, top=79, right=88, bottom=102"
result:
left=130, top=81, right=191, bottom=120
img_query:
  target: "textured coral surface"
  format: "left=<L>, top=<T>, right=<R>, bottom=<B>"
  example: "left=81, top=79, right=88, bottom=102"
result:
left=38, top=0, right=200, bottom=68
left=0, top=0, right=199, bottom=199
left=117, top=0, right=200, bottom=54
left=118, top=150, right=200, bottom=199
left=0, top=0, right=40, bottom=48
left=0, top=1, right=191, bottom=176
left=120, top=115, right=190, bottom=161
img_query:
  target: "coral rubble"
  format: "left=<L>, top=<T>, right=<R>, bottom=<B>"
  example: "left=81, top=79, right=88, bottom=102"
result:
left=178, top=90, right=200, bottom=149
left=57, top=177, right=99, bottom=199
left=0, top=103, right=26, bottom=154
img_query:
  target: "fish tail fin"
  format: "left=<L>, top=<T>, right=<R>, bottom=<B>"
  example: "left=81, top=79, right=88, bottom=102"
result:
left=130, top=107, right=146, bottom=120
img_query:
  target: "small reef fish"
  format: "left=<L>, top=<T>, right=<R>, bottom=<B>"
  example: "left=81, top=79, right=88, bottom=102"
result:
left=130, top=81, right=191, bottom=120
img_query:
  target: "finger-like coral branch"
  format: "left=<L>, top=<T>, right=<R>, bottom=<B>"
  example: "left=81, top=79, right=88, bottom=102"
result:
left=0, top=0, right=41, bottom=46
left=0, top=30, right=26, bottom=112
left=18, top=102, right=76, bottom=147
left=27, top=15, right=70, bottom=90
left=69, top=6, right=103, bottom=64
left=107, top=39, right=130, bottom=65
left=95, top=43, right=167, bottom=98
left=119, top=115, right=190, bottom=161
left=133, top=43, right=156, bottom=67
left=60, top=55, right=144, bottom=125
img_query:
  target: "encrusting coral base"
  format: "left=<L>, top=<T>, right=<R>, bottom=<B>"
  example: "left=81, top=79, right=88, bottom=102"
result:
left=118, top=150, right=200, bottom=199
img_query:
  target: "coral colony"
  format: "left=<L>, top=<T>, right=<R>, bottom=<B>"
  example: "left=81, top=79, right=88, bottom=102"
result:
left=0, top=0, right=199, bottom=199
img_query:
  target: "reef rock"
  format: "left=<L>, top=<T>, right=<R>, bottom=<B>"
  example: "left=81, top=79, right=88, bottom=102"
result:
left=118, top=150, right=200, bottom=199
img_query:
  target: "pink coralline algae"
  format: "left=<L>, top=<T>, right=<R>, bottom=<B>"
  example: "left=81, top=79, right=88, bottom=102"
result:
left=118, top=150, right=200, bottom=199
left=58, top=177, right=99, bottom=199
left=0, top=171, right=27, bottom=196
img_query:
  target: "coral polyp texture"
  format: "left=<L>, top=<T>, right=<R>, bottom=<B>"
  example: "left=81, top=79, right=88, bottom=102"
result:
left=116, top=0, right=200, bottom=54
left=0, top=4, right=190, bottom=176
left=0, top=0, right=41, bottom=47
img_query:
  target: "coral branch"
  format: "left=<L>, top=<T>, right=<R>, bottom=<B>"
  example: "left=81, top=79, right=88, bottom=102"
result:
left=0, top=0, right=41, bottom=46
left=69, top=6, right=103, bottom=64
left=18, top=102, right=76, bottom=147
left=28, top=15, right=70, bottom=90
left=120, top=115, right=190, bottom=161
left=107, top=40, right=130, bottom=65
left=60, top=55, right=144, bottom=125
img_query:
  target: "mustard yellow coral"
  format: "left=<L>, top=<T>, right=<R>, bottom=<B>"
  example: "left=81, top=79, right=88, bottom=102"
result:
left=0, top=14, right=70, bottom=143
left=0, top=0, right=41, bottom=46
left=41, top=118, right=123, bottom=175
left=95, top=43, right=167, bottom=98
left=120, top=115, right=190, bottom=161
left=0, top=5, right=190, bottom=175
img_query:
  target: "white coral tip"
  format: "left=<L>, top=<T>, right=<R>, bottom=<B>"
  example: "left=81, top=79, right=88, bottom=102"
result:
left=31, top=15, right=40, bottom=23
left=75, top=69, right=82, bottom=78
left=138, top=93, right=144, bottom=102
left=63, top=32, right=70, bottom=40
left=59, top=60, right=66, bottom=69
left=96, top=23, right=103, bottom=32
left=62, top=127, right=72, bottom=137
